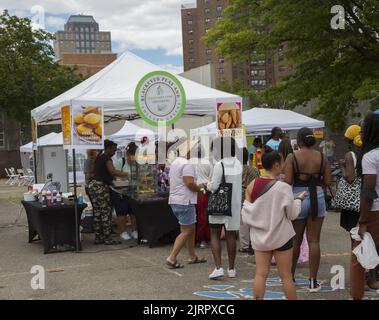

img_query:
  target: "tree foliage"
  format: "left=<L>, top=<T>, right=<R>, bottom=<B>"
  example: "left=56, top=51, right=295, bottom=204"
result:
left=204, top=0, right=379, bottom=129
left=0, top=10, right=83, bottom=126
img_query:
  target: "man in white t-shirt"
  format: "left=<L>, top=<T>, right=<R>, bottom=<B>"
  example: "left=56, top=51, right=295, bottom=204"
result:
left=350, top=113, right=379, bottom=300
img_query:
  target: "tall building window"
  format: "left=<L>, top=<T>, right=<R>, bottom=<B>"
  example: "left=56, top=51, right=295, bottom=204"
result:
left=0, top=112, right=4, bottom=148
left=259, top=80, right=266, bottom=86
left=188, top=20, right=193, bottom=25
left=187, top=11, right=192, bottom=16
left=189, top=58, right=195, bottom=63
left=204, top=8, right=210, bottom=14
left=205, top=29, right=210, bottom=33
left=218, top=68, right=224, bottom=74
left=207, top=59, right=212, bottom=64
left=217, top=16, right=223, bottom=21
left=259, top=69, right=266, bottom=76
left=251, top=70, right=259, bottom=76
left=218, top=58, right=224, bottom=63
left=189, top=39, right=194, bottom=45
left=204, top=0, right=209, bottom=3
left=217, top=5, right=223, bottom=11
left=206, top=49, right=212, bottom=55
left=189, top=48, right=194, bottom=54
left=205, top=18, right=211, bottom=23
left=188, top=29, right=194, bottom=34
left=251, top=80, right=259, bottom=86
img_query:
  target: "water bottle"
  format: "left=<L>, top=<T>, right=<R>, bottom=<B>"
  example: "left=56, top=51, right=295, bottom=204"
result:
left=78, top=193, right=84, bottom=205
left=46, top=191, right=52, bottom=207
left=56, top=192, right=62, bottom=205
left=52, top=190, right=57, bottom=205
left=41, top=191, right=47, bottom=207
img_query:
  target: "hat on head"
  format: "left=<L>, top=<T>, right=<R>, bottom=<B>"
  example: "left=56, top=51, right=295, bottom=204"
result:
left=344, top=125, right=362, bottom=147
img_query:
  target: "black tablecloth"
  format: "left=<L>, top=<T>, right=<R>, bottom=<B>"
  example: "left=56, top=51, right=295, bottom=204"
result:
left=128, top=193, right=179, bottom=247
left=21, top=200, right=87, bottom=254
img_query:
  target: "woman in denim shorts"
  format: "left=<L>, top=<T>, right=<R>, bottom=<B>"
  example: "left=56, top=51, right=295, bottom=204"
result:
left=284, top=128, right=332, bottom=292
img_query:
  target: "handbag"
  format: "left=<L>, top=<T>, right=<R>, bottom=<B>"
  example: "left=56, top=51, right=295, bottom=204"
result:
left=207, top=162, right=233, bottom=217
left=332, top=152, right=361, bottom=212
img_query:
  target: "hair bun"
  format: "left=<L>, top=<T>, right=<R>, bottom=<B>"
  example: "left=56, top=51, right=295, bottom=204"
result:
left=304, top=134, right=316, bottom=147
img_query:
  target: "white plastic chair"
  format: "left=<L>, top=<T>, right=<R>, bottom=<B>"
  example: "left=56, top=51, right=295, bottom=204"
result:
left=4, top=168, right=13, bottom=185
left=9, top=168, right=20, bottom=186
left=25, top=168, right=35, bottom=185
left=17, top=169, right=27, bottom=186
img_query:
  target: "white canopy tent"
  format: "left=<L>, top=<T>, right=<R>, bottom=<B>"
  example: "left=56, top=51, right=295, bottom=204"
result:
left=193, top=108, right=325, bottom=136
left=31, top=51, right=240, bottom=125
left=108, top=121, right=157, bottom=145
left=19, top=132, right=63, bottom=153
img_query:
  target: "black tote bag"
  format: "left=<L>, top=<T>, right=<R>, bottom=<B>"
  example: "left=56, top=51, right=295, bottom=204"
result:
left=207, top=162, right=233, bottom=217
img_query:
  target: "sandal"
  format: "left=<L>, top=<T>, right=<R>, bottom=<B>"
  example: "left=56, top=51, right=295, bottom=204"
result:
left=188, top=256, right=207, bottom=264
left=104, top=239, right=122, bottom=245
left=238, top=248, right=249, bottom=253
left=166, top=259, right=184, bottom=269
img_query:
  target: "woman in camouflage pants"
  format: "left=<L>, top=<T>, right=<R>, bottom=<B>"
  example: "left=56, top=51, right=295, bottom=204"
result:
left=89, top=140, right=129, bottom=245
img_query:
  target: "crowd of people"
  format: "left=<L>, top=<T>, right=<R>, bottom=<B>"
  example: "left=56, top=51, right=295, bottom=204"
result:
left=166, top=112, right=379, bottom=300
left=81, top=111, right=379, bottom=300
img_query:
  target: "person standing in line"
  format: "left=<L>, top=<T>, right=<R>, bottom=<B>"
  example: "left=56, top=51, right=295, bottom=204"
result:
left=207, top=137, right=242, bottom=279
left=166, top=140, right=207, bottom=268
left=319, top=136, right=336, bottom=164
left=284, top=128, right=332, bottom=292
left=265, top=127, right=283, bottom=151
left=195, top=144, right=213, bottom=249
left=239, top=147, right=260, bottom=253
left=89, top=140, right=129, bottom=245
left=242, top=150, right=306, bottom=300
left=340, top=125, right=363, bottom=233
left=350, top=113, right=379, bottom=300
left=249, top=137, right=263, bottom=161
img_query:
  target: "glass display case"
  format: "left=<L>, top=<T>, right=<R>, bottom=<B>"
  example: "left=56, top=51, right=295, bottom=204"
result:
left=128, top=156, right=157, bottom=194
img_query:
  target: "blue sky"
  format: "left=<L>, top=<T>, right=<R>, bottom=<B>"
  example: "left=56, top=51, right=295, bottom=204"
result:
left=1, top=1, right=187, bottom=73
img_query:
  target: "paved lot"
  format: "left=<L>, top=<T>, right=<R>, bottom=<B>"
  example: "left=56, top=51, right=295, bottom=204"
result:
left=0, top=181, right=378, bottom=300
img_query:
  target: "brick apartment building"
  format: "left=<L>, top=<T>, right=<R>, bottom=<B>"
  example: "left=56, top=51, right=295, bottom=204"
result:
left=54, top=15, right=117, bottom=77
left=181, top=0, right=292, bottom=91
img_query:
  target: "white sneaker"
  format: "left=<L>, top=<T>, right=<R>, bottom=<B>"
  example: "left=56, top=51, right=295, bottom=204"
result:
left=309, top=280, right=322, bottom=293
left=131, top=231, right=138, bottom=240
left=120, top=232, right=131, bottom=241
left=227, top=269, right=237, bottom=278
left=209, top=267, right=224, bottom=280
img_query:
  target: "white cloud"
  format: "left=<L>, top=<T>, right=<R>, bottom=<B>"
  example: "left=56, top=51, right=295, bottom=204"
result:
left=46, top=16, right=66, bottom=29
left=159, top=64, right=184, bottom=74
left=2, top=0, right=187, bottom=57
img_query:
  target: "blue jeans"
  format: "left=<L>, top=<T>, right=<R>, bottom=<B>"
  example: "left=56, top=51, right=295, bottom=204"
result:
left=170, top=204, right=197, bottom=226
left=293, top=186, right=327, bottom=220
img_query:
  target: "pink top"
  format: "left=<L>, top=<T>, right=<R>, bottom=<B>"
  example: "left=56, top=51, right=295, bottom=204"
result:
left=242, top=181, right=302, bottom=251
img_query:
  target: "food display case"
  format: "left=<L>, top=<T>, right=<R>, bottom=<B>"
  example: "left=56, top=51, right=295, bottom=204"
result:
left=130, top=159, right=157, bottom=194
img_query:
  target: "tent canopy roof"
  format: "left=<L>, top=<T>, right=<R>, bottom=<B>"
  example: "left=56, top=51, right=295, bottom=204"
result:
left=32, top=51, right=240, bottom=124
left=19, top=132, right=63, bottom=153
left=194, top=108, right=325, bottom=136
left=108, top=121, right=157, bottom=145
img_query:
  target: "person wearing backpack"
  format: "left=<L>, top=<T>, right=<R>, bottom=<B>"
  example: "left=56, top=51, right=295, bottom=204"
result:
left=242, top=150, right=307, bottom=300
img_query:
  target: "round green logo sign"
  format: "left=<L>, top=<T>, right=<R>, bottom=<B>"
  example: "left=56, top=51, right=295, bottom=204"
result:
left=134, top=71, right=186, bottom=126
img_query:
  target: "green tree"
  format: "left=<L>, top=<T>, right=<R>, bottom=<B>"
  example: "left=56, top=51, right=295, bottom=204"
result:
left=0, top=10, right=83, bottom=130
left=205, top=0, right=379, bottom=129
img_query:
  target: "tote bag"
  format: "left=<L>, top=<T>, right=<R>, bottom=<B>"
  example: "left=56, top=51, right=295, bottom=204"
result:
left=207, top=162, right=233, bottom=217
left=332, top=152, right=361, bottom=212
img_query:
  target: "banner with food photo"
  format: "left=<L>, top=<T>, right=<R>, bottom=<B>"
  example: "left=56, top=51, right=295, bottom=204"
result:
left=71, top=102, right=104, bottom=149
left=61, top=104, right=72, bottom=148
left=216, top=99, right=244, bottom=147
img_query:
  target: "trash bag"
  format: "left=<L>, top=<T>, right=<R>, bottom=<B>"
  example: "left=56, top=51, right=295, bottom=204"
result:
left=351, top=227, right=379, bottom=270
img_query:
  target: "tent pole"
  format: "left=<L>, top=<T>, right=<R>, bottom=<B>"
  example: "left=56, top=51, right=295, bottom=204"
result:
left=72, top=148, right=79, bottom=252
